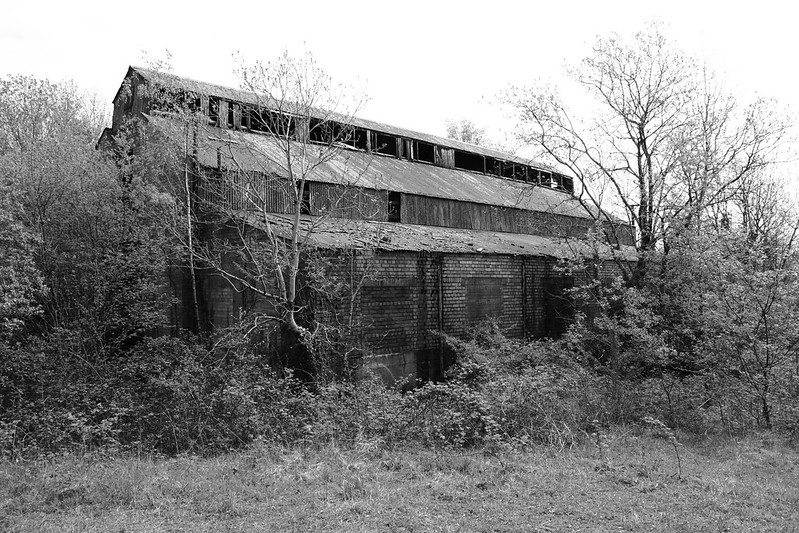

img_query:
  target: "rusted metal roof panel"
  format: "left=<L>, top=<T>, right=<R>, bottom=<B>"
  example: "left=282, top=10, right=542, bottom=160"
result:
left=131, top=66, right=551, bottom=169
left=146, top=115, right=599, bottom=220
left=243, top=213, right=637, bottom=261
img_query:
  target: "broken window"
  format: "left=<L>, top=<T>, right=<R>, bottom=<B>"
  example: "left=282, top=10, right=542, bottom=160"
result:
left=274, top=111, right=291, bottom=135
left=544, top=276, right=574, bottom=338
left=208, top=97, right=220, bottom=126
left=252, top=110, right=270, bottom=133
left=373, top=132, right=399, bottom=156
left=435, top=147, right=454, bottom=168
left=308, top=120, right=368, bottom=150
left=413, top=141, right=435, bottom=163
left=500, top=161, right=515, bottom=178
left=485, top=157, right=500, bottom=176
left=513, top=165, right=529, bottom=182
left=150, top=86, right=188, bottom=114
left=309, top=117, right=333, bottom=144
left=295, top=117, right=310, bottom=142
left=561, top=176, right=574, bottom=194
left=240, top=105, right=250, bottom=130
left=344, top=127, right=368, bottom=150
left=387, top=191, right=401, bottom=222
left=177, top=91, right=201, bottom=114
left=122, top=79, right=135, bottom=112
left=453, top=150, right=485, bottom=173
left=250, top=109, right=295, bottom=137
left=300, top=181, right=311, bottom=215
left=249, top=108, right=264, bottom=132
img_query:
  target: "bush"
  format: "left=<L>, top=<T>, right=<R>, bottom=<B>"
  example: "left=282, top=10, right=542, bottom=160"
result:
left=4, top=313, right=796, bottom=458
left=0, top=338, right=124, bottom=456
left=402, top=322, right=603, bottom=449
left=406, top=379, right=503, bottom=448
left=0, top=335, right=319, bottom=456
left=0, top=334, right=413, bottom=456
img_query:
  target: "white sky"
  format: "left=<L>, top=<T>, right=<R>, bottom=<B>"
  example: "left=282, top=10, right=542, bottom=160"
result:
left=2, top=0, right=797, bottom=160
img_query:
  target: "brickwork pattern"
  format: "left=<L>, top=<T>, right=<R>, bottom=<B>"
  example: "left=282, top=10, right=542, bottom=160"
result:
left=185, top=241, right=624, bottom=380
left=321, top=252, right=582, bottom=356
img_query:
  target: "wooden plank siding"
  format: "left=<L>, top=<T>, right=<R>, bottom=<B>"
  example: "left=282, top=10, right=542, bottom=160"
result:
left=309, top=183, right=388, bottom=221
left=401, top=193, right=605, bottom=241
left=434, top=146, right=455, bottom=168
left=197, top=170, right=387, bottom=221
left=195, top=170, right=634, bottom=243
left=198, top=169, right=294, bottom=213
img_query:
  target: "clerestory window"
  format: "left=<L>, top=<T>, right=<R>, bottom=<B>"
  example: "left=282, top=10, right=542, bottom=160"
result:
left=387, top=191, right=401, bottom=222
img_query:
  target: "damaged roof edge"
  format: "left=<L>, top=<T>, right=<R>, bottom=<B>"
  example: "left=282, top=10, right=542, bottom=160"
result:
left=128, top=66, right=554, bottom=171
left=143, top=114, right=626, bottom=227
left=242, top=213, right=638, bottom=262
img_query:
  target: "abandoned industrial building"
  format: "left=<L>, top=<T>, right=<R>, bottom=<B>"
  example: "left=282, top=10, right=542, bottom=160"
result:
left=100, top=66, right=636, bottom=382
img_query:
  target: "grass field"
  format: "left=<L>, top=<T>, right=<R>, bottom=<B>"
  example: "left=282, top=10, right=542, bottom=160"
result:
left=2, top=430, right=798, bottom=532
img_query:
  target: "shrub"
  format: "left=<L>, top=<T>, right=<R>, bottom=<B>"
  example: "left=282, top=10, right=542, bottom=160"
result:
left=0, top=338, right=124, bottom=457
left=0, top=334, right=320, bottom=456
left=405, top=379, right=503, bottom=448
left=402, top=322, right=604, bottom=449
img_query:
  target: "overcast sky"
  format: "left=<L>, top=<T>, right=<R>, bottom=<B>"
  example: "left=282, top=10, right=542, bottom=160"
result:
left=2, top=0, right=797, bottom=163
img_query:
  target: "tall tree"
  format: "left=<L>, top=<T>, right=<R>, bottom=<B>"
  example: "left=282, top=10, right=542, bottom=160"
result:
left=133, top=51, right=377, bottom=369
left=696, top=194, right=799, bottom=429
left=0, top=74, right=168, bottom=354
left=228, top=51, right=369, bottom=342
left=0, top=184, right=47, bottom=340
left=503, top=26, right=787, bottom=284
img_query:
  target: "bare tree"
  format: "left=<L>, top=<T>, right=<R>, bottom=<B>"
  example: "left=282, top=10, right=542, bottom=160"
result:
left=139, top=51, right=379, bottom=366
left=503, top=26, right=788, bottom=283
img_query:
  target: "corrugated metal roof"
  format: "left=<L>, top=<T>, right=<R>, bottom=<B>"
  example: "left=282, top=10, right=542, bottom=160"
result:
left=146, top=115, right=601, bottom=220
left=130, top=66, right=552, bottom=169
left=243, top=213, right=637, bottom=261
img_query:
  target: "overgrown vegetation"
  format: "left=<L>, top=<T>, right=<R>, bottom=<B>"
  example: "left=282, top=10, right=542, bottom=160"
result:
left=2, top=434, right=798, bottom=531
left=2, top=31, right=799, bottom=466
left=4, top=309, right=798, bottom=457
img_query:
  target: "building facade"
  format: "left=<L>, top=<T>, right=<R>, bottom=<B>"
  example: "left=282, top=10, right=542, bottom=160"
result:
left=102, top=66, right=636, bottom=382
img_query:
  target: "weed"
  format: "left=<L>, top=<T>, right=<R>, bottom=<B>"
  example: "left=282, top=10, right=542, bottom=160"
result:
left=643, top=416, right=683, bottom=479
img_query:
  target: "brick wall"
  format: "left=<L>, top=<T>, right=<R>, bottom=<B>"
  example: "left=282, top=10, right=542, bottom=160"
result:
left=189, top=243, right=624, bottom=381
left=312, top=251, right=620, bottom=381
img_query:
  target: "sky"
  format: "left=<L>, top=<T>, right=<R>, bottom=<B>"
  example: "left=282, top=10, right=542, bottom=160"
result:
left=2, top=0, right=797, bottom=166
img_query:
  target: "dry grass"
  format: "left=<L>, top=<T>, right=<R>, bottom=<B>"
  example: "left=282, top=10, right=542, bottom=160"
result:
left=1, top=431, right=798, bottom=532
